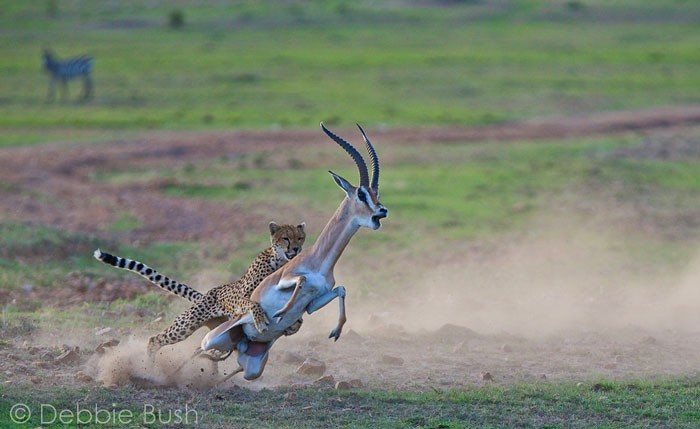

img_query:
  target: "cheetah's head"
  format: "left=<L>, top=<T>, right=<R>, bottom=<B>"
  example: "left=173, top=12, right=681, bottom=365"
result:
left=269, top=222, right=306, bottom=262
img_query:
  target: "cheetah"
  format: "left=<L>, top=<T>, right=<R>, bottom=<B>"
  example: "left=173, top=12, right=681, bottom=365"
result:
left=94, top=221, right=306, bottom=355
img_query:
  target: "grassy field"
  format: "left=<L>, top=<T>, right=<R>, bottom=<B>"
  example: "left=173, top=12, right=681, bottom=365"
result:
left=2, top=130, right=700, bottom=426
left=2, top=1, right=700, bottom=427
left=1, top=0, right=700, bottom=141
left=2, top=378, right=700, bottom=428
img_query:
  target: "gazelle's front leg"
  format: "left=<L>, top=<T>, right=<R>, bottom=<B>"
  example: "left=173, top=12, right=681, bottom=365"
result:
left=273, top=276, right=306, bottom=320
left=307, top=286, right=346, bottom=341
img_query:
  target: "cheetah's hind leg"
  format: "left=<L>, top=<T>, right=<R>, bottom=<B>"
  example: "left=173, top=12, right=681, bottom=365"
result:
left=167, top=347, right=235, bottom=379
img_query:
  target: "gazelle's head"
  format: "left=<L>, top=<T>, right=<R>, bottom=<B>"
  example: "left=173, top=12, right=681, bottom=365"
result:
left=321, top=122, right=388, bottom=230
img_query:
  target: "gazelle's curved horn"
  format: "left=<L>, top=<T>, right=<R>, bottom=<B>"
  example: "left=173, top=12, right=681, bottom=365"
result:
left=321, top=122, right=369, bottom=188
left=356, top=124, right=379, bottom=191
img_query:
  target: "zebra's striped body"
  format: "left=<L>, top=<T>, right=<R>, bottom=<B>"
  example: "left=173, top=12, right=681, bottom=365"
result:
left=42, top=49, right=94, bottom=101
left=93, top=249, right=204, bottom=303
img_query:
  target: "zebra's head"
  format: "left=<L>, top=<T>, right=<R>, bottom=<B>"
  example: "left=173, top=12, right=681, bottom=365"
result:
left=42, top=49, right=54, bottom=70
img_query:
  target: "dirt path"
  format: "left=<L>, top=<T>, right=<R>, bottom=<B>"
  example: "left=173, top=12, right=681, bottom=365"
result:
left=1, top=106, right=700, bottom=244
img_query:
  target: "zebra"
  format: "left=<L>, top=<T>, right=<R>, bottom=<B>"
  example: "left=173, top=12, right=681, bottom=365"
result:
left=42, top=49, right=94, bottom=102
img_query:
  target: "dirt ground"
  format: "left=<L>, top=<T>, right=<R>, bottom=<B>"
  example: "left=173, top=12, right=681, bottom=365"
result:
left=2, top=106, right=700, bottom=393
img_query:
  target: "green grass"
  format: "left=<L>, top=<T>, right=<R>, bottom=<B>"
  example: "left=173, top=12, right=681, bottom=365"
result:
left=2, top=1, right=700, bottom=136
left=0, top=222, right=204, bottom=291
left=4, top=132, right=700, bottom=299
left=2, top=378, right=700, bottom=428
left=95, top=134, right=700, bottom=241
left=86, top=132, right=700, bottom=299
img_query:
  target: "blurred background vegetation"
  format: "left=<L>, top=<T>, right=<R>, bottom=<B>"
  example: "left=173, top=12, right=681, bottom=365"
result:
left=1, top=0, right=699, bottom=141
left=1, top=0, right=699, bottom=305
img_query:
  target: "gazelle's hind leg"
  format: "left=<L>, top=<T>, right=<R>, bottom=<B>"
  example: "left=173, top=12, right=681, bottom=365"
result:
left=147, top=294, right=225, bottom=356
left=166, top=314, right=231, bottom=376
left=216, top=366, right=244, bottom=387
left=168, top=346, right=233, bottom=378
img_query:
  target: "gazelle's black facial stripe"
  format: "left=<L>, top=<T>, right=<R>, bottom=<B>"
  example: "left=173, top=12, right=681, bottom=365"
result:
left=358, top=187, right=386, bottom=214
left=357, top=188, right=368, bottom=204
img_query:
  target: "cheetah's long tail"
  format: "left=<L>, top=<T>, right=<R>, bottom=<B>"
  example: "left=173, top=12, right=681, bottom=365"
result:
left=93, top=249, right=203, bottom=303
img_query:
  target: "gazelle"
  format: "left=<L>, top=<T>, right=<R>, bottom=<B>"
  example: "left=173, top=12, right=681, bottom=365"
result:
left=200, top=122, right=388, bottom=380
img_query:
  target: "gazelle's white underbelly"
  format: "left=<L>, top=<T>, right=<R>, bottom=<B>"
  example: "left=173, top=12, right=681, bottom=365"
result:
left=242, top=276, right=329, bottom=342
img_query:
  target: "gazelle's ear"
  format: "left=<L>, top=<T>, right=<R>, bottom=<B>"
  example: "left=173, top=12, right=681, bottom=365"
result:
left=328, top=170, right=355, bottom=197
left=269, top=221, right=280, bottom=234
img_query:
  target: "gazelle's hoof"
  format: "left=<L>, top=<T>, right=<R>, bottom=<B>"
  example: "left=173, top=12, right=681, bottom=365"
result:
left=273, top=309, right=286, bottom=322
left=328, top=328, right=342, bottom=342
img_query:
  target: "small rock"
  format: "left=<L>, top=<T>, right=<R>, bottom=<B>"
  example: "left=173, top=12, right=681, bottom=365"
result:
left=95, top=339, right=120, bottom=354
left=641, top=336, right=657, bottom=345
left=349, top=379, right=364, bottom=388
left=380, top=355, right=404, bottom=366
left=60, top=344, right=80, bottom=355
left=30, top=376, right=41, bottom=385
left=314, top=374, right=335, bottom=385
left=33, top=360, right=53, bottom=369
left=302, top=406, right=313, bottom=411
left=501, top=344, right=513, bottom=353
left=539, top=374, right=547, bottom=380
left=27, top=346, right=41, bottom=355
left=4, top=370, right=13, bottom=377
left=434, top=323, right=478, bottom=340
left=75, top=371, right=93, bottom=383
left=280, top=351, right=305, bottom=365
left=343, top=329, right=363, bottom=342
left=452, top=341, right=469, bottom=354
left=603, top=363, right=617, bottom=370
left=284, top=392, right=297, bottom=401
left=296, top=358, right=326, bottom=376
left=480, top=371, right=494, bottom=382
left=290, top=383, right=310, bottom=390
left=55, top=349, right=79, bottom=365
left=95, top=327, right=112, bottom=336
left=152, top=316, right=164, bottom=323
left=334, top=381, right=352, bottom=390
left=576, top=382, right=585, bottom=387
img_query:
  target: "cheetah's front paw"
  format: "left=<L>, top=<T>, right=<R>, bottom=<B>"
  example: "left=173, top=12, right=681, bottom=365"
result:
left=252, top=311, right=270, bottom=334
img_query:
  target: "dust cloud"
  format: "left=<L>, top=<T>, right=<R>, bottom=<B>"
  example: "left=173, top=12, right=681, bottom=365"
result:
left=357, top=234, right=700, bottom=338
left=88, top=336, right=227, bottom=390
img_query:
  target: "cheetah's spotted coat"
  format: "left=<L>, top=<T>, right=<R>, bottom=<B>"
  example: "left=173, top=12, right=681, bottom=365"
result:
left=94, top=222, right=306, bottom=355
